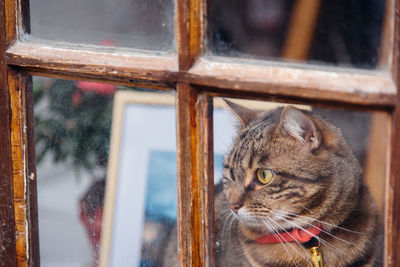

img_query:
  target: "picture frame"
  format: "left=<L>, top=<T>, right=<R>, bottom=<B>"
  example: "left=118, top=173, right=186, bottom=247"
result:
left=99, top=90, right=178, bottom=267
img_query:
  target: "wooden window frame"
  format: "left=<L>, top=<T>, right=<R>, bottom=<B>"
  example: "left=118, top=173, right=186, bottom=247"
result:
left=0, top=0, right=399, bottom=266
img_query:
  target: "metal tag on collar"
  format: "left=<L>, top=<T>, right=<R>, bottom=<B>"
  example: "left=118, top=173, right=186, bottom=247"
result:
left=310, top=246, right=323, bottom=267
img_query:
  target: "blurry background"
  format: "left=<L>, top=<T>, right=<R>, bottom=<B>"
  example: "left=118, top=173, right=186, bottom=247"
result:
left=30, top=0, right=387, bottom=266
left=34, top=77, right=116, bottom=266
left=209, top=0, right=386, bottom=69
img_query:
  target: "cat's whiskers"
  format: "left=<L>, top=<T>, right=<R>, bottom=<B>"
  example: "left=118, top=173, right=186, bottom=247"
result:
left=265, top=217, right=311, bottom=265
left=287, top=215, right=353, bottom=254
left=262, top=219, right=298, bottom=267
left=273, top=211, right=349, bottom=257
left=219, top=209, right=238, bottom=255
left=247, top=206, right=348, bottom=253
left=263, top=219, right=301, bottom=267
left=293, top=205, right=363, bottom=234
left=236, top=208, right=307, bottom=265
left=221, top=209, right=236, bottom=238
left=286, top=216, right=349, bottom=258
left=270, top=208, right=360, bottom=245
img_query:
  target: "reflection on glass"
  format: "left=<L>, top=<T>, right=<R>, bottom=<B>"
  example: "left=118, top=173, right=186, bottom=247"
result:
left=103, top=94, right=177, bottom=267
left=213, top=98, right=385, bottom=266
left=30, top=0, right=174, bottom=51
left=104, top=93, right=224, bottom=267
left=34, top=77, right=116, bottom=266
left=208, top=0, right=386, bottom=69
left=141, top=151, right=177, bottom=266
left=33, top=77, right=177, bottom=266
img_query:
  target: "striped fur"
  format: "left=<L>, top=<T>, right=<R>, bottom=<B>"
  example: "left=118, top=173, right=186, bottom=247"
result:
left=214, top=104, right=380, bottom=267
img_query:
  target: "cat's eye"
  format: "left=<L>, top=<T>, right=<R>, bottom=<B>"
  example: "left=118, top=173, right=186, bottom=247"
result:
left=256, top=168, right=274, bottom=185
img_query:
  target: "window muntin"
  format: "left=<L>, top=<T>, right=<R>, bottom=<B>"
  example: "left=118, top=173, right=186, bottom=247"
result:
left=1, top=0, right=398, bottom=266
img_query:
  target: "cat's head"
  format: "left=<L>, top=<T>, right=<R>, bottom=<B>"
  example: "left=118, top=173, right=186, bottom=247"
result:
left=222, top=100, right=362, bottom=233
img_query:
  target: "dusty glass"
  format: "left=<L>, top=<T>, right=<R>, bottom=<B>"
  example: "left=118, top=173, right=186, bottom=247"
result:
left=29, top=0, right=175, bottom=51
left=208, top=0, right=386, bottom=69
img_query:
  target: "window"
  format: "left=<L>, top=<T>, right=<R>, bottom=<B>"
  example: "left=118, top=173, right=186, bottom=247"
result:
left=0, top=0, right=399, bottom=266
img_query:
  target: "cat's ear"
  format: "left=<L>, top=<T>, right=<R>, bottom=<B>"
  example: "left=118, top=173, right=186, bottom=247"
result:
left=223, top=99, right=258, bottom=127
left=280, top=106, right=320, bottom=150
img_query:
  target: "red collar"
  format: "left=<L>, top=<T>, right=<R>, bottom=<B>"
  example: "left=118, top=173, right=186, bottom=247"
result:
left=255, top=224, right=322, bottom=244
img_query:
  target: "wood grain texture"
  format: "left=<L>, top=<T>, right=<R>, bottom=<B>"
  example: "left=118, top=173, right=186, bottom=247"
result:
left=3, top=1, right=34, bottom=266
left=8, top=70, right=29, bottom=267
left=0, top=0, right=17, bottom=266
left=17, top=2, right=39, bottom=265
left=176, top=0, right=205, bottom=70
left=6, top=40, right=178, bottom=88
left=199, top=95, right=215, bottom=267
left=389, top=103, right=400, bottom=267
left=188, top=56, right=397, bottom=107
left=388, top=0, right=400, bottom=266
left=6, top=40, right=398, bottom=108
left=24, top=75, right=40, bottom=267
left=176, top=85, right=214, bottom=267
left=176, top=84, right=200, bottom=267
left=1, top=1, right=399, bottom=267
left=4, top=0, right=16, bottom=47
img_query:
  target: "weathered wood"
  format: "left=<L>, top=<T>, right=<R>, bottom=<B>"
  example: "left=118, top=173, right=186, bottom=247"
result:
left=389, top=103, right=400, bottom=267
left=5, top=0, right=16, bottom=47
left=24, top=75, right=40, bottom=267
left=188, top=56, right=397, bottom=107
left=8, top=71, right=29, bottom=267
left=6, top=40, right=178, bottom=88
left=0, top=0, right=17, bottom=266
left=4, top=1, right=39, bottom=265
left=6, top=40, right=398, bottom=108
left=199, top=95, right=215, bottom=267
left=176, top=0, right=205, bottom=70
left=176, top=84, right=200, bottom=267
left=3, top=1, right=36, bottom=265
left=1, top=1, right=399, bottom=267
left=388, top=0, right=400, bottom=266
left=8, top=70, right=28, bottom=267
left=176, top=84, right=214, bottom=267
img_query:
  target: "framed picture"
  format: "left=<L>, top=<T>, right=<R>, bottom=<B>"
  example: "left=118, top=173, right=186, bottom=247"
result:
left=99, top=90, right=178, bottom=267
left=99, top=91, right=310, bottom=266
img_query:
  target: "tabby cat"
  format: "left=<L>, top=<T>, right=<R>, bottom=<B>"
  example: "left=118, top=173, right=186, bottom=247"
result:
left=164, top=101, right=380, bottom=267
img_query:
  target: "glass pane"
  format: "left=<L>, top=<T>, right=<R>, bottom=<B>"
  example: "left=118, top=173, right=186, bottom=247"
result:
left=208, top=0, right=386, bottom=69
left=33, top=77, right=176, bottom=266
left=30, top=0, right=175, bottom=51
left=213, top=98, right=386, bottom=266
left=104, top=90, right=177, bottom=266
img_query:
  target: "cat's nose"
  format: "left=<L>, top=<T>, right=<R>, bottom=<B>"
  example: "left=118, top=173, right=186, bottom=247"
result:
left=230, top=202, right=243, bottom=214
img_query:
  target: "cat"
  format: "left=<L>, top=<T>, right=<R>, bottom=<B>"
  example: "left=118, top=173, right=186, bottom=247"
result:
left=163, top=101, right=380, bottom=267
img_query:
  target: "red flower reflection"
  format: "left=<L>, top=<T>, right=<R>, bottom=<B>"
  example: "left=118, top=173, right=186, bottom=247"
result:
left=77, top=81, right=116, bottom=95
